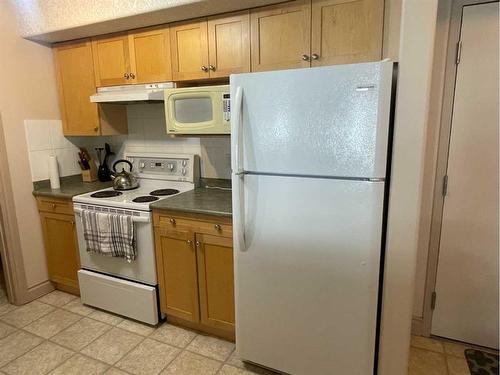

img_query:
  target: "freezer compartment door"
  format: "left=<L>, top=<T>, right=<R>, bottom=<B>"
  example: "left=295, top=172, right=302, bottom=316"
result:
left=230, top=61, right=393, bottom=179
left=234, top=174, right=385, bottom=375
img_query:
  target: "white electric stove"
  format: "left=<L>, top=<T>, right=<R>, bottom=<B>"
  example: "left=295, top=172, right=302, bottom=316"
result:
left=73, top=153, right=199, bottom=325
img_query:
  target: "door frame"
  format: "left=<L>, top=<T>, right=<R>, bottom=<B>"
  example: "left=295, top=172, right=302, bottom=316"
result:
left=0, top=113, right=31, bottom=305
left=422, top=0, right=499, bottom=336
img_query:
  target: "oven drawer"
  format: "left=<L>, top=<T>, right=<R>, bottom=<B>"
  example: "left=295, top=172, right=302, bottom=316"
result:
left=37, top=197, right=73, bottom=215
left=78, top=270, right=159, bottom=325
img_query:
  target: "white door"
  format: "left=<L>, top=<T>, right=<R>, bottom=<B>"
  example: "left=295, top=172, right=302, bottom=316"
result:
left=432, top=2, right=499, bottom=349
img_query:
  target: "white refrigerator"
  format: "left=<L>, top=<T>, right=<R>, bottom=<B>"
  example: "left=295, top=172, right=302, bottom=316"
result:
left=230, top=60, right=395, bottom=375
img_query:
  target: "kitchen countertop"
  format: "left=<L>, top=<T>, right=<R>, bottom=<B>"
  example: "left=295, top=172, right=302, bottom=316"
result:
left=32, top=174, right=113, bottom=199
left=151, top=186, right=232, bottom=218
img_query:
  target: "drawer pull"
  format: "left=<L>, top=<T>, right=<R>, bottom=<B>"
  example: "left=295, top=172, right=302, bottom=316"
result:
left=52, top=203, right=56, bottom=210
left=169, top=218, right=176, bottom=225
left=214, top=224, right=221, bottom=231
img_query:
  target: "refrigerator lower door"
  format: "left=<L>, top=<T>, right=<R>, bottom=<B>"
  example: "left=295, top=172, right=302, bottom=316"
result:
left=233, top=174, right=385, bottom=375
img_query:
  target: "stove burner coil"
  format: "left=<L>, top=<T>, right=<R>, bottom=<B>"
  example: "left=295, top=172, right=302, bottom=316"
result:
left=132, top=196, right=160, bottom=203
left=150, top=189, right=180, bottom=196
left=90, top=191, right=123, bottom=198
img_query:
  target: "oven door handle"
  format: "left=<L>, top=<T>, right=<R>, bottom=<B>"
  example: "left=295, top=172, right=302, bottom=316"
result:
left=73, top=208, right=151, bottom=223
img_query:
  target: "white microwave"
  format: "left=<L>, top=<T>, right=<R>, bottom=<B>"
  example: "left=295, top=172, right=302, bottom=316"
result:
left=164, top=85, right=230, bottom=134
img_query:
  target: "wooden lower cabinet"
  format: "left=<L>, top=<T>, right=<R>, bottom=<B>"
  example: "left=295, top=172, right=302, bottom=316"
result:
left=37, top=197, right=80, bottom=295
left=196, top=233, right=235, bottom=332
left=153, top=211, right=235, bottom=340
left=155, top=227, right=200, bottom=323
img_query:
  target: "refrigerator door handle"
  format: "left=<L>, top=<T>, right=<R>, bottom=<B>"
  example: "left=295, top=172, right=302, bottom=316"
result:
left=231, top=85, right=246, bottom=250
left=233, top=172, right=246, bottom=251
left=231, top=86, right=244, bottom=174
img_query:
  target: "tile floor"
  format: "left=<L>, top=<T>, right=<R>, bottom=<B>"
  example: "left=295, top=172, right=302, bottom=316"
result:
left=0, top=288, right=497, bottom=375
left=0, top=290, right=276, bottom=375
left=409, top=334, right=498, bottom=375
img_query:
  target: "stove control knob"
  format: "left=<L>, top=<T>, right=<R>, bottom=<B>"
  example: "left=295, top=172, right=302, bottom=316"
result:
left=182, top=160, right=187, bottom=167
left=140, top=162, right=145, bottom=169
left=182, top=168, right=187, bottom=176
left=168, top=163, right=175, bottom=171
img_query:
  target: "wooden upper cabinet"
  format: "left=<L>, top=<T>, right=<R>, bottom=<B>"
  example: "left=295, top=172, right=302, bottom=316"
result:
left=92, top=34, right=131, bottom=86
left=208, top=11, right=250, bottom=78
left=129, top=26, right=172, bottom=83
left=170, top=19, right=209, bottom=81
left=196, top=233, right=235, bottom=333
left=53, top=40, right=100, bottom=136
left=250, top=0, right=312, bottom=72
left=311, top=0, right=384, bottom=66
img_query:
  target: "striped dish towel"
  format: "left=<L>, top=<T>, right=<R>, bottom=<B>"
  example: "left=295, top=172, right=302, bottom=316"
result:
left=82, top=210, right=136, bottom=262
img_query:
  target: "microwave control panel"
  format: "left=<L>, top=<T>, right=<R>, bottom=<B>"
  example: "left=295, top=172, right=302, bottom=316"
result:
left=223, top=93, right=230, bottom=122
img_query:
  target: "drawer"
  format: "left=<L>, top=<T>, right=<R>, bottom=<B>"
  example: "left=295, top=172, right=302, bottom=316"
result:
left=156, top=214, right=232, bottom=238
left=37, top=197, right=73, bottom=215
left=78, top=270, right=159, bottom=325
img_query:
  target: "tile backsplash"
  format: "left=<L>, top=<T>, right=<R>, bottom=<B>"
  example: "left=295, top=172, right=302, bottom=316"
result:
left=24, top=119, right=80, bottom=181
left=24, top=104, right=231, bottom=182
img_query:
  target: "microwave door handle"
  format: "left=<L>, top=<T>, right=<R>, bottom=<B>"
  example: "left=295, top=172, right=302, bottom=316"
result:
left=231, top=86, right=246, bottom=251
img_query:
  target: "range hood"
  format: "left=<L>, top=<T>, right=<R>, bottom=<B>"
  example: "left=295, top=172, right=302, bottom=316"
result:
left=90, top=82, right=175, bottom=103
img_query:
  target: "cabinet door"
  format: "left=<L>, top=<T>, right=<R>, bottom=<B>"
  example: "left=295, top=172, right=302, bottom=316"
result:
left=170, top=19, right=210, bottom=81
left=53, top=40, right=100, bottom=136
left=208, top=11, right=250, bottom=78
left=196, top=233, right=235, bottom=333
left=154, top=227, right=199, bottom=322
left=39, top=212, right=80, bottom=290
left=250, top=0, right=311, bottom=72
left=92, top=34, right=132, bottom=86
left=129, top=26, right=172, bottom=84
left=311, top=0, right=384, bottom=66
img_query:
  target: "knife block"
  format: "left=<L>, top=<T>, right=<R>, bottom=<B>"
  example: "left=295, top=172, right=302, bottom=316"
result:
left=82, top=162, right=98, bottom=182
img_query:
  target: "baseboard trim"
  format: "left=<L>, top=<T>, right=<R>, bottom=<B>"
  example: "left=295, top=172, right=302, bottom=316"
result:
left=20, top=281, right=54, bottom=304
left=411, top=316, right=424, bottom=336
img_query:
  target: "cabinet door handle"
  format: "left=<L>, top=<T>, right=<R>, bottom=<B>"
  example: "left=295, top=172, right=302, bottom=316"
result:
left=94, top=126, right=99, bottom=132
left=195, top=241, right=200, bottom=247
left=124, top=73, right=130, bottom=79
left=201, top=66, right=208, bottom=72
left=214, top=224, right=221, bottom=231
left=301, top=54, right=310, bottom=61
left=129, top=72, right=135, bottom=79
left=311, top=53, right=320, bottom=60
left=187, top=240, right=192, bottom=245
left=208, top=65, right=216, bottom=71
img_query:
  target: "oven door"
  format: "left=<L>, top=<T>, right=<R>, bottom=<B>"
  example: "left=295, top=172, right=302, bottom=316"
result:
left=74, top=207, right=157, bottom=285
left=164, top=87, right=230, bottom=134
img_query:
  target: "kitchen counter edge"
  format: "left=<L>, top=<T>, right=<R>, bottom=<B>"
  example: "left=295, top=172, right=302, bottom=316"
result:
left=32, top=175, right=113, bottom=199
left=151, top=187, right=232, bottom=218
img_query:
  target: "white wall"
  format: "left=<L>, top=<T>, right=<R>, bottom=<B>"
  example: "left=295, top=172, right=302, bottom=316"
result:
left=0, top=2, right=60, bottom=289
left=378, top=0, right=439, bottom=374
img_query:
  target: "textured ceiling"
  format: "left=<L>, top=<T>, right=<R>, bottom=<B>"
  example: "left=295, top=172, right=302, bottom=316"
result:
left=12, top=0, right=284, bottom=44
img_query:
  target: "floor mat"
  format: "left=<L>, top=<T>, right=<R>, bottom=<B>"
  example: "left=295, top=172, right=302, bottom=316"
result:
left=465, top=348, right=499, bottom=375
